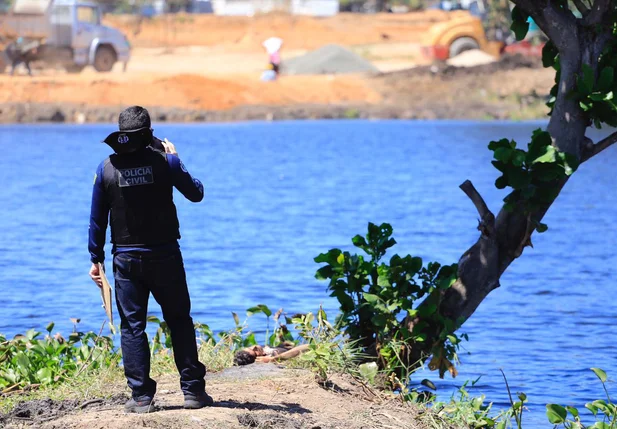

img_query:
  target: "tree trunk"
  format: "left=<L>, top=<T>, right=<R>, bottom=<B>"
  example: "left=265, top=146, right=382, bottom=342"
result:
left=401, top=1, right=615, bottom=370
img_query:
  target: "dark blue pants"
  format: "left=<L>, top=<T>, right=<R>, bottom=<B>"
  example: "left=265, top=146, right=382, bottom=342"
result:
left=113, top=250, right=206, bottom=400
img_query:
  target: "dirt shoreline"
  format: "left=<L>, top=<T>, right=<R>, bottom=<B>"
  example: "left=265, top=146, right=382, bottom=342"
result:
left=0, top=55, right=552, bottom=125
left=0, top=366, right=430, bottom=429
left=0, top=101, right=526, bottom=125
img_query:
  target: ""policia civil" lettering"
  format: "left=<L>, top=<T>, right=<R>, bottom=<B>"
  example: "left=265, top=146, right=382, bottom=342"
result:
left=118, top=166, right=154, bottom=187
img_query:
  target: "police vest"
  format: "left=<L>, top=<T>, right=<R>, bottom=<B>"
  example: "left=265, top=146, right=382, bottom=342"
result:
left=102, top=147, right=180, bottom=246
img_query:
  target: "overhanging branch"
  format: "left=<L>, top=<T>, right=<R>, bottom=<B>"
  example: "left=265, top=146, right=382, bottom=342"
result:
left=584, top=0, right=612, bottom=26
left=582, top=131, right=617, bottom=163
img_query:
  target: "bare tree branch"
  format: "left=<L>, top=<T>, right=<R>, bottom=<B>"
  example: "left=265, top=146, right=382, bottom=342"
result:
left=584, top=0, right=612, bottom=26
left=572, top=0, right=591, bottom=15
left=460, top=180, right=491, bottom=219
left=581, top=131, right=617, bottom=163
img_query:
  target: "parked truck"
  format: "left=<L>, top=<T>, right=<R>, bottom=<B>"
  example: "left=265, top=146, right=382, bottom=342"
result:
left=0, top=0, right=131, bottom=72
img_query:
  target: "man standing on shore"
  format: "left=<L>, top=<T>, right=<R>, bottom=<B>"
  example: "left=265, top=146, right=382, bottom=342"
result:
left=88, top=106, right=212, bottom=413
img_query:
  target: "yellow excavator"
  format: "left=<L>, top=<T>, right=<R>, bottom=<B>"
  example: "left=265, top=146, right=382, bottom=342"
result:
left=422, top=1, right=545, bottom=61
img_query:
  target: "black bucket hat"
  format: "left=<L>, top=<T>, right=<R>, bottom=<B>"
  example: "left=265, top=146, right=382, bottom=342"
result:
left=102, top=127, right=153, bottom=154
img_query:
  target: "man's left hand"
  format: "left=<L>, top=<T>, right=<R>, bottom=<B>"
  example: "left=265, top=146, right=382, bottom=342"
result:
left=89, top=263, right=103, bottom=289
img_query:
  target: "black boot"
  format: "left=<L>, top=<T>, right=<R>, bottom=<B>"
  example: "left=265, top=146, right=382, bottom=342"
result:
left=184, top=392, right=214, bottom=409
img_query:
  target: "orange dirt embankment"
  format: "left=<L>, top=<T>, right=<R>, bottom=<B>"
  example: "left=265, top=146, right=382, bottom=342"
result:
left=0, top=73, right=381, bottom=110
left=105, top=11, right=448, bottom=50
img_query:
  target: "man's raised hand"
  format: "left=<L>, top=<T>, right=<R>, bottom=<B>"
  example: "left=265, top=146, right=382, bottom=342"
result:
left=162, top=138, right=178, bottom=156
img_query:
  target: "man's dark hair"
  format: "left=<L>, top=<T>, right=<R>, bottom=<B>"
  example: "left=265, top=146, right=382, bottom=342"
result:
left=119, top=106, right=151, bottom=131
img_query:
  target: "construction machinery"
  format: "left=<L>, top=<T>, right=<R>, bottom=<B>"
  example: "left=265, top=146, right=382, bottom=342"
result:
left=422, top=1, right=545, bottom=60
left=0, top=0, right=131, bottom=73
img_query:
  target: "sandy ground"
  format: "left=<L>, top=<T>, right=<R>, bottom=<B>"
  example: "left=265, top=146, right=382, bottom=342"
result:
left=1, top=366, right=427, bottom=429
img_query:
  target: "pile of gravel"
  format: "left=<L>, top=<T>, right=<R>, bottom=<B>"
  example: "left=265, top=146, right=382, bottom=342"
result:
left=282, top=44, right=379, bottom=75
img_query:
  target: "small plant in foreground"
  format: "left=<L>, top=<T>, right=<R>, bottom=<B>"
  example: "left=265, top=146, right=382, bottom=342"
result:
left=546, top=368, right=616, bottom=429
left=0, top=321, right=116, bottom=391
left=429, top=378, right=498, bottom=428
left=289, top=307, right=361, bottom=383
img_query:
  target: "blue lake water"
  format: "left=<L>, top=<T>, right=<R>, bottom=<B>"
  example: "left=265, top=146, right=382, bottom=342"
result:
left=0, top=120, right=616, bottom=427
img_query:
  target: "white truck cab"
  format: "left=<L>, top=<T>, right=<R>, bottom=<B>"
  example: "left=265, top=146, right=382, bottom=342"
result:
left=2, top=0, right=131, bottom=72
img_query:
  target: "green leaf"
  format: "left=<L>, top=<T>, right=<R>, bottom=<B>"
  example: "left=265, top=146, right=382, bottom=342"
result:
left=508, top=167, right=530, bottom=190
left=377, top=275, right=391, bottom=287
left=16, top=353, right=30, bottom=371
left=566, top=406, right=579, bottom=418
left=495, top=175, right=508, bottom=189
left=536, top=223, right=548, bottom=233
left=580, top=101, right=592, bottom=112
left=352, top=235, right=368, bottom=249
left=546, top=404, right=567, bottom=424
left=244, top=332, right=257, bottom=346
left=260, top=305, right=272, bottom=317
left=590, top=91, right=614, bottom=101
left=511, top=16, right=530, bottom=41
left=358, top=362, right=378, bottom=383
left=488, top=139, right=511, bottom=151
left=542, top=41, right=558, bottom=68
left=232, top=312, right=240, bottom=326
left=494, top=147, right=512, bottom=163
left=363, top=293, right=380, bottom=305
left=511, top=150, right=526, bottom=167
left=418, top=303, right=437, bottom=318
left=314, top=249, right=342, bottom=265
left=45, top=322, right=55, bottom=334
left=598, top=66, right=614, bottom=92
left=315, top=266, right=333, bottom=280
left=531, top=145, right=556, bottom=164
left=591, top=367, right=608, bottom=383
left=36, top=368, right=53, bottom=384
left=246, top=306, right=263, bottom=317
left=409, top=257, right=423, bottom=274
left=421, top=379, right=437, bottom=390
left=147, top=316, right=161, bottom=325
left=586, top=402, right=599, bottom=416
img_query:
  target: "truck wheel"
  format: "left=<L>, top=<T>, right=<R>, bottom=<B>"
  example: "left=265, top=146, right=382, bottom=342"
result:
left=449, top=37, right=480, bottom=58
left=93, top=46, right=116, bottom=72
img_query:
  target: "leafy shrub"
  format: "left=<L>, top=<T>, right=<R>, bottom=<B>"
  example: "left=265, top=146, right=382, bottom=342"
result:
left=0, top=321, right=116, bottom=390
left=314, top=222, right=462, bottom=379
